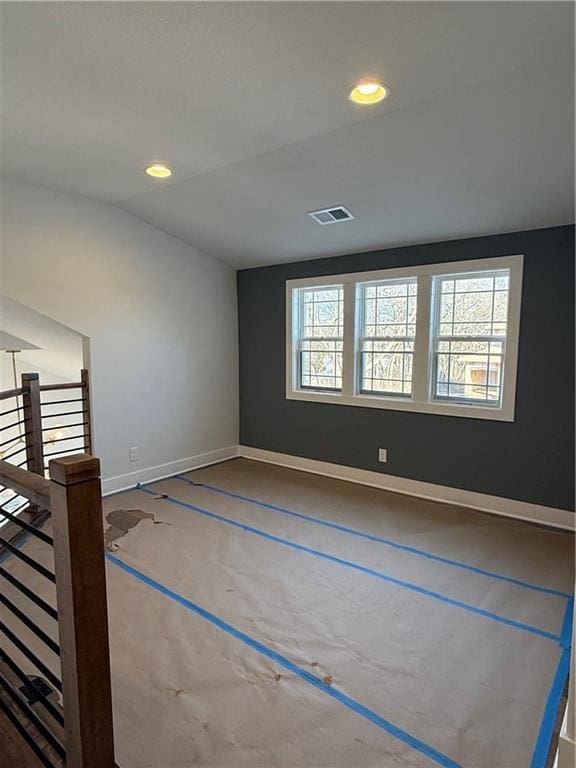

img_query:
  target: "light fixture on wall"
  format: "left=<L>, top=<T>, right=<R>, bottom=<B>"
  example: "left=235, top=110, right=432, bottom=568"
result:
left=45, top=425, right=70, bottom=444
left=348, top=80, right=389, bottom=105
left=0, top=331, right=41, bottom=453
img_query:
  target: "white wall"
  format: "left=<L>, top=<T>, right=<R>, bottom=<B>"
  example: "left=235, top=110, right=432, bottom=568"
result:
left=0, top=178, right=238, bottom=489
left=0, top=295, right=85, bottom=387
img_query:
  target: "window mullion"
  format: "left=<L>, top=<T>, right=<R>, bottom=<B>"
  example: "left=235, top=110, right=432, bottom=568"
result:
left=342, top=281, right=356, bottom=396
left=411, top=274, right=433, bottom=402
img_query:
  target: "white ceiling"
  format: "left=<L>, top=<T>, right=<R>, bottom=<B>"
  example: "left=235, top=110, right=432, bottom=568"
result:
left=1, top=2, right=573, bottom=267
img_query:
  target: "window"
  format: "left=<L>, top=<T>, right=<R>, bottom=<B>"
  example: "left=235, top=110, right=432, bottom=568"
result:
left=432, top=271, right=509, bottom=406
left=287, top=255, right=522, bottom=421
left=298, top=285, right=344, bottom=391
left=359, top=279, right=417, bottom=397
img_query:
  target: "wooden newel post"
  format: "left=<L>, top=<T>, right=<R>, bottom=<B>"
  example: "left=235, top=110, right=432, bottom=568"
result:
left=49, top=454, right=115, bottom=768
left=21, top=372, right=44, bottom=476
left=21, top=373, right=45, bottom=524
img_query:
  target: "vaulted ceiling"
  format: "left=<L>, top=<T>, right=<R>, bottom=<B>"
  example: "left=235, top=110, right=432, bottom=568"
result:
left=1, top=2, right=573, bottom=267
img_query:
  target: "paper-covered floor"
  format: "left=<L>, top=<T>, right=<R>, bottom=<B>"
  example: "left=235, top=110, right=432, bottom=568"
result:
left=2, top=458, right=574, bottom=768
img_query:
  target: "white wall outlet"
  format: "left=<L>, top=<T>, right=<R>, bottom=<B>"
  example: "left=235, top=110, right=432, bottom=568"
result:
left=129, top=446, right=139, bottom=462
left=378, top=448, right=388, bottom=463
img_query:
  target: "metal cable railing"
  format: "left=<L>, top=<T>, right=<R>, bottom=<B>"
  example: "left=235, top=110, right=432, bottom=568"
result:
left=0, top=620, right=62, bottom=693
left=39, top=375, right=92, bottom=471
left=0, top=370, right=116, bottom=768
left=0, top=375, right=62, bottom=766
left=0, top=669, right=66, bottom=759
left=0, top=695, right=60, bottom=768
left=0, top=371, right=92, bottom=532
left=1, top=648, right=64, bottom=726
left=0, top=536, right=56, bottom=581
left=0, top=594, right=60, bottom=655
left=0, top=460, right=63, bottom=766
left=0, top=567, right=59, bottom=620
left=0, top=388, right=31, bottom=536
left=0, top=506, right=53, bottom=543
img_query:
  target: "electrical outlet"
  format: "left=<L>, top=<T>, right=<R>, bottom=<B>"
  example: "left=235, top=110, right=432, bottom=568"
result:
left=378, top=448, right=388, bottom=463
left=129, top=446, right=139, bottom=462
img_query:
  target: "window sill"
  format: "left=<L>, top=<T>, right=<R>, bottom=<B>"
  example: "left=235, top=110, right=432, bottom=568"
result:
left=286, top=389, right=515, bottom=421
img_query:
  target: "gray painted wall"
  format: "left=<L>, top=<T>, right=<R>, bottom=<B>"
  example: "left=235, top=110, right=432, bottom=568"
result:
left=238, top=225, right=575, bottom=511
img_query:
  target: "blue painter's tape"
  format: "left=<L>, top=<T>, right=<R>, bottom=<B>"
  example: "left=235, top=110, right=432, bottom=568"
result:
left=530, top=644, right=571, bottom=768
left=137, top=485, right=560, bottom=643
left=560, top=597, right=574, bottom=650
left=174, top=475, right=571, bottom=599
left=106, top=551, right=463, bottom=768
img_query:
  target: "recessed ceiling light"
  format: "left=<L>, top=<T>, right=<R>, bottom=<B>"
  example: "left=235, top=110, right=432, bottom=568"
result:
left=145, top=163, right=172, bottom=179
left=348, top=80, right=389, bottom=105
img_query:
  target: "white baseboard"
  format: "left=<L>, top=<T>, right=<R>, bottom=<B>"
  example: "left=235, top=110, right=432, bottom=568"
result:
left=101, top=443, right=575, bottom=531
left=238, top=446, right=575, bottom=531
left=101, top=446, right=238, bottom=496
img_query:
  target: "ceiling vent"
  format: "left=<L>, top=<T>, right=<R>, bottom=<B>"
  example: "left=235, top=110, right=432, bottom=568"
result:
left=308, top=206, right=354, bottom=225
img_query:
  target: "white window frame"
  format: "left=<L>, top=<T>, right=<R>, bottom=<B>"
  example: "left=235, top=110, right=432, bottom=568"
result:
left=286, top=254, right=523, bottom=421
left=296, top=284, right=344, bottom=392
left=356, top=276, right=418, bottom=399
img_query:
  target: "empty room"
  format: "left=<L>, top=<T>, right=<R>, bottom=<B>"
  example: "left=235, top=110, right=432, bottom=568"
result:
left=0, top=2, right=574, bottom=768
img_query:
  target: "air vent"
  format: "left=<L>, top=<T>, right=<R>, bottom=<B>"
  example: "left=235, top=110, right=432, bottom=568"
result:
left=308, top=206, right=354, bottom=225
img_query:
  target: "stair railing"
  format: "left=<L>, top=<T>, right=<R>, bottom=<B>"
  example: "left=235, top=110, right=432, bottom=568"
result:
left=0, top=371, right=116, bottom=767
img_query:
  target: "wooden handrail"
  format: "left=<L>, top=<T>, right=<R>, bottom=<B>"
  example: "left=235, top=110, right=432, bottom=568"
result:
left=0, top=459, right=51, bottom=509
left=39, top=381, right=85, bottom=392
left=0, top=387, right=24, bottom=401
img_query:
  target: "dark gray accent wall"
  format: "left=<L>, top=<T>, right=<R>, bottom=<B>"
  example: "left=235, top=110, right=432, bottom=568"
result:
left=237, top=226, right=575, bottom=511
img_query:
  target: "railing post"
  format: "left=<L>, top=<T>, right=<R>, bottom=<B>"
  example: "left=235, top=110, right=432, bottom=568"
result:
left=80, top=369, right=93, bottom=455
left=20, top=373, right=45, bottom=524
left=21, top=373, right=44, bottom=476
left=49, top=454, right=115, bottom=768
